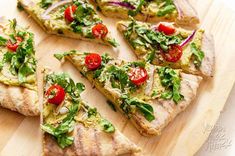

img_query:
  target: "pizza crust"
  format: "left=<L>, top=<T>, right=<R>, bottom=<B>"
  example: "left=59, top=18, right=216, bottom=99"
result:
left=43, top=125, right=141, bottom=156
left=0, top=83, right=39, bottom=116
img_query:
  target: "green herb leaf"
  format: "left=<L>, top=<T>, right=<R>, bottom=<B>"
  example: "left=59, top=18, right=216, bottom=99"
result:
left=99, top=119, right=115, bottom=133
left=40, top=0, right=52, bottom=9
left=121, top=97, right=155, bottom=122
left=191, top=43, right=205, bottom=68
left=0, top=36, right=7, bottom=46
left=158, top=67, right=183, bottom=103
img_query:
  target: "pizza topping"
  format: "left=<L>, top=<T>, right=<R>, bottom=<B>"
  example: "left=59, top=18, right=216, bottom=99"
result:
left=157, top=23, right=175, bottom=35
left=85, top=53, right=102, bottom=70
left=128, top=67, right=148, bottom=86
left=92, top=23, right=108, bottom=39
left=46, top=84, right=66, bottom=105
left=156, top=0, right=176, bottom=17
left=108, top=1, right=135, bottom=10
left=180, top=30, right=196, bottom=47
left=64, top=5, right=77, bottom=22
left=161, top=44, right=183, bottom=62
left=6, top=36, right=23, bottom=52
left=158, top=67, right=183, bottom=103
left=190, top=43, right=205, bottom=68
left=121, top=96, right=155, bottom=122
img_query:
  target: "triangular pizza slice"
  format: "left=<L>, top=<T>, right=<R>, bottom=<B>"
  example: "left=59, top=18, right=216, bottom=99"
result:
left=18, top=0, right=119, bottom=47
left=55, top=51, right=202, bottom=136
left=91, top=0, right=199, bottom=26
left=0, top=17, right=39, bottom=116
left=42, top=71, right=141, bottom=155
left=117, top=19, right=215, bottom=77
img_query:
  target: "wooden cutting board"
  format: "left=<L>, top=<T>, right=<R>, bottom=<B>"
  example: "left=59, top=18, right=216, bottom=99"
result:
left=0, top=0, right=235, bottom=155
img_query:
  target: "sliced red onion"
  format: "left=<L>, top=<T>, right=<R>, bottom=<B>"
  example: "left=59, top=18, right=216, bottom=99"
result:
left=41, top=0, right=72, bottom=20
left=108, top=1, right=135, bottom=10
left=180, top=30, right=196, bottom=47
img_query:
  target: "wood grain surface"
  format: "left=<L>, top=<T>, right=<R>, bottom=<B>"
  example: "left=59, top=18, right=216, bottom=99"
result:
left=0, top=0, right=235, bottom=155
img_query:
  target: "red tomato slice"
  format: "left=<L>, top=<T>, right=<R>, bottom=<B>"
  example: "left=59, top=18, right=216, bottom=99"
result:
left=46, top=84, right=66, bottom=105
left=92, top=23, right=108, bottom=39
left=129, top=67, right=148, bottom=86
left=64, top=5, right=77, bottom=22
left=157, top=23, right=175, bottom=35
left=161, top=44, right=183, bottom=63
left=6, top=36, right=23, bottom=52
left=85, top=53, right=102, bottom=70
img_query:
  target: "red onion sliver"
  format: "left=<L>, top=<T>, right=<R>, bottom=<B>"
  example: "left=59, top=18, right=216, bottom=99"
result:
left=108, top=1, right=135, bottom=10
left=180, top=30, right=196, bottom=47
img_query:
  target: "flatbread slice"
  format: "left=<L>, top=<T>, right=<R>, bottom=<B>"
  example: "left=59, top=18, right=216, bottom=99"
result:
left=18, top=0, right=119, bottom=47
left=117, top=19, right=215, bottom=77
left=55, top=51, right=202, bottom=136
left=0, top=17, right=39, bottom=116
left=91, top=0, right=199, bottom=26
left=42, top=71, right=141, bottom=155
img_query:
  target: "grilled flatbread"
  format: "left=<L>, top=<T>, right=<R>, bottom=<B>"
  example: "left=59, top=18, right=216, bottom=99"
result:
left=91, top=0, right=199, bottom=26
left=0, top=17, right=39, bottom=116
left=42, top=71, right=141, bottom=155
left=55, top=51, right=202, bottom=136
left=117, top=19, right=215, bottom=77
left=18, top=0, right=118, bottom=47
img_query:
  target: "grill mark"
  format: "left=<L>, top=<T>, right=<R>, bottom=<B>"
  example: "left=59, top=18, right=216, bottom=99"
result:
left=75, top=126, right=85, bottom=156
left=6, top=86, right=18, bottom=112
left=93, top=129, right=101, bottom=156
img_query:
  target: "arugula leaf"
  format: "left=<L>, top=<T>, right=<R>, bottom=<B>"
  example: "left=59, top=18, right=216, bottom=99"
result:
left=191, top=43, right=205, bottom=68
left=40, top=0, right=52, bottom=9
left=157, top=5, right=176, bottom=17
left=107, top=38, right=119, bottom=47
left=128, top=0, right=145, bottom=16
left=54, top=51, right=76, bottom=61
left=158, top=67, right=184, bottom=103
left=156, top=0, right=176, bottom=17
left=0, top=36, right=7, bottom=46
left=121, top=96, right=155, bottom=122
left=99, top=119, right=115, bottom=133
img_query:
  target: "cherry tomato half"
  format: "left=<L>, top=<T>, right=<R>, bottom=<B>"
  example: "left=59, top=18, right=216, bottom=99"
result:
left=85, top=53, right=102, bottom=70
left=128, top=67, right=148, bottom=86
left=157, top=23, right=175, bottom=35
left=6, top=36, right=23, bottom=52
left=64, top=5, right=77, bottom=22
left=46, top=84, right=66, bottom=105
left=161, top=44, right=183, bottom=63
left=92, top=23, right=108, bottom=39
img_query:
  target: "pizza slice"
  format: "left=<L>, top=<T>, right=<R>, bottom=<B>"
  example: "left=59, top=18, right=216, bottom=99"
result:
left=117, top=19, right=215, bottom=77
left=18, top=0, right=119, bottom=47
left=55, top=51, right=202, bottom=136
left=91, top=0, right=199, bottom=26
left=0, top=17, right=39, bottom=116
left=42, top=71, right=141, bottom=155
